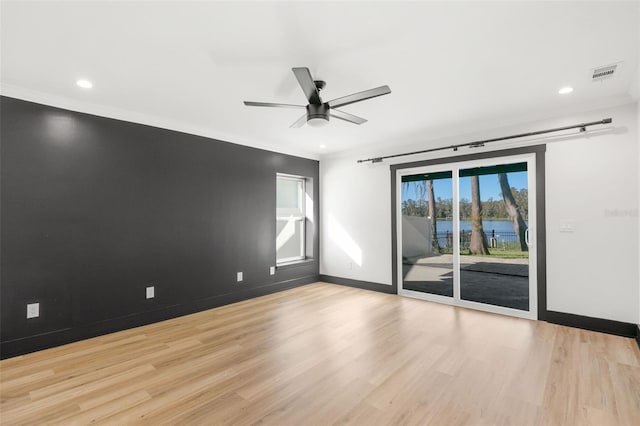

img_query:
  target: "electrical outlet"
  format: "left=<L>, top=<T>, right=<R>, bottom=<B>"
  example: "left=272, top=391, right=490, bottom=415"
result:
left=27, top=303, right=39, bottom=319
left=270, top=266, right=275, bottom=275
left=146, top=286, right=155, bottom=299
left=237, top=272, right=243, bottom=282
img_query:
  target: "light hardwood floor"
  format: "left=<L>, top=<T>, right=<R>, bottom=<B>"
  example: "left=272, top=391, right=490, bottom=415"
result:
left=1, top=282, right=639, bottom=425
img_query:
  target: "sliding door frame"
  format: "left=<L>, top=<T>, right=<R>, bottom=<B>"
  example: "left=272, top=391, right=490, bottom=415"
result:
left=390, top=145, right=547, bottom=320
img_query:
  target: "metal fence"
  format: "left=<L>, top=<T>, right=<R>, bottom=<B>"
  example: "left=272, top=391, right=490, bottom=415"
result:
left=434, top=230, right=523, bottom=252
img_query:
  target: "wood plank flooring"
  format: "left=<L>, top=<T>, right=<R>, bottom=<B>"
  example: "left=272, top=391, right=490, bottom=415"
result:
left=1, top=282, right=639, bottom=425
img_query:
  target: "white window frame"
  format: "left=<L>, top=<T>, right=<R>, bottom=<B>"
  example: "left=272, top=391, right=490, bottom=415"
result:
left=276, top=174, right=306, bottom=265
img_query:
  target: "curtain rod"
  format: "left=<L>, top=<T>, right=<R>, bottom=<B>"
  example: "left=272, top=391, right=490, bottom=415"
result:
left=357, top=118, right=613, bottom=164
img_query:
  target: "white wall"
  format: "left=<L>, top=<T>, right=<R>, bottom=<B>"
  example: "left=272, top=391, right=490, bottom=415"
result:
left=320, top=103, right=639, bottom=324
left=545, top=104, right=638, bottom=323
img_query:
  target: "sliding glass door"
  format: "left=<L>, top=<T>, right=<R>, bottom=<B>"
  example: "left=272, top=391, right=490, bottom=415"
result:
left=397, top=154, right=537, bottom=319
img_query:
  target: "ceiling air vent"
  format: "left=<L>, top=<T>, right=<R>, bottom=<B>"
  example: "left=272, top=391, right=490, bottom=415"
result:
left=592, top=63, right=618, bottom=81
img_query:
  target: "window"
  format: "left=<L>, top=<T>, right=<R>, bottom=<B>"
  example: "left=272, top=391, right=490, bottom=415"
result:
left=276, top=174, right=306, bottom=264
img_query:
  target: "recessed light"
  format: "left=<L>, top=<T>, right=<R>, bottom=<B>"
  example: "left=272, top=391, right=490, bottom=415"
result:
left=319, top=144, right=326, bottom=149
left=76, top=79, right=93, bottom=89
left=558, top=86, right=573, bottom=95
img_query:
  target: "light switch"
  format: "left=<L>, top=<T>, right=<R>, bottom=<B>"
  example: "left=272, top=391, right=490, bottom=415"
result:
left=560, top=223, right=575, bottom=233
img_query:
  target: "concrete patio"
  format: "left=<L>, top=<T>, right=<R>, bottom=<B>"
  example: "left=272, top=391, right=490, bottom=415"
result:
left=402, top=254, right=529, bottom=310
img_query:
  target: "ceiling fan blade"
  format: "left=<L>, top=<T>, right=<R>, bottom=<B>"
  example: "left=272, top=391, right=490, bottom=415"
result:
left=330, top=109, right=368, bottom=125
left=328, top=85, right=391, bottom=109
left=289, top=113, right=308, bottom=128
left=292, top=67, right=321, bottom=105
left=244, top=101, right=305, bottom=109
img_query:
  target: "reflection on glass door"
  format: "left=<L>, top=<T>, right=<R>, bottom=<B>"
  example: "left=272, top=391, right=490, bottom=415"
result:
left=401, top=171, right=453, bottom=297
left=458, top=163, right=530, bottom=311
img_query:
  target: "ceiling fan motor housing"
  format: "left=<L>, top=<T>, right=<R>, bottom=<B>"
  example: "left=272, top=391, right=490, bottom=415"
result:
left=307, top=103, right=330, bottom=122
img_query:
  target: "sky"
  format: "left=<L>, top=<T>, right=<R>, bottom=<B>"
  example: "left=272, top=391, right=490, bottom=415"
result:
left=402, top=171, right=528, bottom=202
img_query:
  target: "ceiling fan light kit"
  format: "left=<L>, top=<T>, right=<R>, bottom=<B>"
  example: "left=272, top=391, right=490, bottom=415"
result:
left=244, top=67, right=391, bottom=128
left=306, top=103, right=330, bottom=127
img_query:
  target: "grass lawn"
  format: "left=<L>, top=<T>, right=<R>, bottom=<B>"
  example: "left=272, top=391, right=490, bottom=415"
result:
left=463, top=249, right=529, bottom=259
left=438, top=249, right=529, bottom=259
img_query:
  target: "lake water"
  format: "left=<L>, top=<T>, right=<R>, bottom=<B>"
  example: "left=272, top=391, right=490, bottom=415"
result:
left=436, top=220, right=526, bottom=234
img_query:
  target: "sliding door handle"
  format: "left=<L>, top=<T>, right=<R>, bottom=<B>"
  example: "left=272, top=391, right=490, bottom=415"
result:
left=525, top=228, right=533, bottom=247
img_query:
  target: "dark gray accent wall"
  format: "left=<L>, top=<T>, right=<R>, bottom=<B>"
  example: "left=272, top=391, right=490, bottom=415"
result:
left=0, top=96, right=319, bottom=358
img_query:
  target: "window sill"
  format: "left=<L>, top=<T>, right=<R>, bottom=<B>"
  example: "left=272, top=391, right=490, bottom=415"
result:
left=276, top=258, right=315, bottom=270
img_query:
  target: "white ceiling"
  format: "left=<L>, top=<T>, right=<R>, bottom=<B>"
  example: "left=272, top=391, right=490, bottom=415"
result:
left=1, top=1, right=638, bottom=160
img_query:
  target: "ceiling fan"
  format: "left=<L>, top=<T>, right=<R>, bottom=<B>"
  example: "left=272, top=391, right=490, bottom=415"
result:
left=244, top=67, right=391, bottom=128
